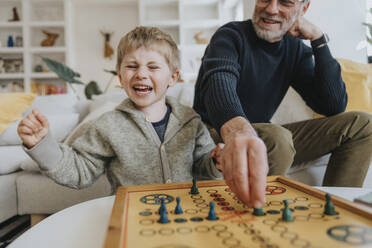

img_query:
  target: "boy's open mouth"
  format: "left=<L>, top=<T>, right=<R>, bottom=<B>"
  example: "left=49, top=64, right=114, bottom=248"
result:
left=133, top=85, right=153, bottom=95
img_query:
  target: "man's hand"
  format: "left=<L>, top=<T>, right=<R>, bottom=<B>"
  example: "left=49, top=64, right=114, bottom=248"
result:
left=287, top=16, right=323, bottom=41
left=219, top=117, right=268, bottom=208
left=17, top=109, right=49, bottom=149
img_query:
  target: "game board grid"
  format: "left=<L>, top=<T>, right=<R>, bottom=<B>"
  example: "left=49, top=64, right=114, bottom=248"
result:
left=123, top=183, right=372, bottom=248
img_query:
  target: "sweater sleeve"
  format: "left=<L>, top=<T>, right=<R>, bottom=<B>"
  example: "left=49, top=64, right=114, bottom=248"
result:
left=192, top=118, right=222, bottom=180
left=198, top=26, right=247, bottom=133
left=291, top=43, right=347, bottom=116
left=26, top=120, right=114, bottom=189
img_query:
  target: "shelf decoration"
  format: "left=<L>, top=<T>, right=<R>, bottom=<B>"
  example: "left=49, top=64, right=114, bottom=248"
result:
left=3, top=58, right=23, bottom=73
left=31, top=81, right=67, bottom=95
left=0, top=81, right=23, bottom=93
left=0, top=58, right=5, bottom=73
left=193, top=31, right=209, bottom=44
left=9, top=7, right=20, bottom=22
left=101, top=30, right=114, bottom=60
left=15, top=36, right=23, bottom=47
left=41, top=30, right=59, bottom=47
left=7, top=36, right=14, bottom=47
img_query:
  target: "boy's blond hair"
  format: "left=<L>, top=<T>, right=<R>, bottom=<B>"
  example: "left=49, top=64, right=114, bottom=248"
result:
left=116, top=26, right=179, bottom=73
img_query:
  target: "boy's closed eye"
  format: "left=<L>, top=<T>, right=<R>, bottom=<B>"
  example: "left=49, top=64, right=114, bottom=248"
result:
left=148, top=65, right=160, bottom=70
left=126, top=64, right=138, bottom=69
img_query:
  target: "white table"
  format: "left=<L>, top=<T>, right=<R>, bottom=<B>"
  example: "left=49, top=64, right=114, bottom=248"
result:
left=8, top=187, right=372, bottom=248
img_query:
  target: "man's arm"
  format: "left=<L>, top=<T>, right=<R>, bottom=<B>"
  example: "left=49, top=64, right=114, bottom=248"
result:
left=195, top=24, right=269, bottom=207
left=219, top=117, right=268, bottom=208
left=288, top=17, right=347, bottom=115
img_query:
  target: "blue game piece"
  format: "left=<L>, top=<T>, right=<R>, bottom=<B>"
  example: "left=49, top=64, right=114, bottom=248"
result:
left=158, top=206, right=170, bottom=224
left=206, top=202, right=218, bottom=221
left=191, top=178, right=199, bottom=194
left=175, top=196, right=183, bottom=214
left=158, top=198, right=166, bottom=215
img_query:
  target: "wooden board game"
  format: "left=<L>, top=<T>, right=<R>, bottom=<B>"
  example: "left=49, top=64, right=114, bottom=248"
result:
left=103, top=176, right=372, bottom=248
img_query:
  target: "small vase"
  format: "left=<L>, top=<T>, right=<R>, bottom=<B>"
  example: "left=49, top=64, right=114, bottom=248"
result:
left=7, top=36, right=14, bottom=47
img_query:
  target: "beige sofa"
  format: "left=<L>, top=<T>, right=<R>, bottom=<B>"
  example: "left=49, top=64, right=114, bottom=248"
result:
left=1, top=83, right=371, bottom=225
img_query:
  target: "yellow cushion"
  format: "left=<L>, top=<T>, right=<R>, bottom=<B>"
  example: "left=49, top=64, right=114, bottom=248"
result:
left=338, top=58, right=372, bottom=113
left=0, top=93, right=36, bottom=134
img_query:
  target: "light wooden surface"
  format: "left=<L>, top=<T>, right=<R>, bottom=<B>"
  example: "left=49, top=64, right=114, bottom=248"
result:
left=30, top=214, right=49, bottom=227
left=103, top=176, right=372, bottom=248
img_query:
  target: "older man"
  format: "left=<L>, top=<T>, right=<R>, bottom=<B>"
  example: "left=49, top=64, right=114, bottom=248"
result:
left=194, top=0, right=372, bottom=208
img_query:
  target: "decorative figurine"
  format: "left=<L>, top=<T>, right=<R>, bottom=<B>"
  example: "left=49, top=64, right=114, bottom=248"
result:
left=193, top=31, right=209, bottom=44
left=9, top=7, right=20, bottom=22
left=34, top=64, right=43, bottom=72
left=7, top=36, right=14, bottom=47
left=100, top=31, right=114, bottom=60
left=41, top=30, right=59, bottom=47
left=15, top=35, right=23, bottom=47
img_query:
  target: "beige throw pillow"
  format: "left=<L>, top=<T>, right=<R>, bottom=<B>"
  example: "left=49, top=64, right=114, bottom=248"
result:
left=0, top=93, right=36, bottom=135
left=337, top=58, right=372, bottom=113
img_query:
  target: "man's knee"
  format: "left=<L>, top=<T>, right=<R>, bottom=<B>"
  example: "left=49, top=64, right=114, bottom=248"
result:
left=254, top=124, right=295, bottom=174
left=256, top=124, right=295, bottom=154
left=340, top=111, right=372, bottom=138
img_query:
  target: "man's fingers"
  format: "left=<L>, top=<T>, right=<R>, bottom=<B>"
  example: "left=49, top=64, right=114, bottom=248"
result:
left=247, top=138, right=268, bottom=208
left=231, top=140, right=250, bottom=206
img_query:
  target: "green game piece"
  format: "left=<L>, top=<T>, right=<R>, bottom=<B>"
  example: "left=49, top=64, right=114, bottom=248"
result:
left=253, top=208, right=265, bottom=216
left=190, top=178, right=199, bottom=194
left=282, top=200, right=293, bottom=222
left=324, top=193, right=338, bottom=216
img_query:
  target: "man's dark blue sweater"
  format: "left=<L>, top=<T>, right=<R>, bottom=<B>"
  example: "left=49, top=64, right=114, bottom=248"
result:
left=193, top=20, right=347, bottom=133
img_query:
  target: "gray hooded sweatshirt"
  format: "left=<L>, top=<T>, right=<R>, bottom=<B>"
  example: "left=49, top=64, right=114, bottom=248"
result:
left=26, top=97, right=221, bottom=193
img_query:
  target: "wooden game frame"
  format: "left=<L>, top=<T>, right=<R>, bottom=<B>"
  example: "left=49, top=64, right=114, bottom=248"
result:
left=103, top=176, right=372, bottom=248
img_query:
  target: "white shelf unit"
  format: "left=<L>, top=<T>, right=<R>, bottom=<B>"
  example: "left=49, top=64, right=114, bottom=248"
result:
left=0, top=0, right=72, bottom=95
left=139, top=0, right=243, bottom=83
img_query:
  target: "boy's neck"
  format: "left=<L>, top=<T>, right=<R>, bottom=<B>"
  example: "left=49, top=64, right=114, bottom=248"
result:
left=137, top=100, right=168, bottom=123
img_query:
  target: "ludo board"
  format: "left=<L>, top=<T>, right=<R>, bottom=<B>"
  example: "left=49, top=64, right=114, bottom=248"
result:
left=103, top=176, right=372, bottom=248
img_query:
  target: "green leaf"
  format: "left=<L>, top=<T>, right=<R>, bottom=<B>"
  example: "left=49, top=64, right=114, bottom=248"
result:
left=367, top=36, right=372, bottom=46
left=41, top=57, right=85, bottom=85
left=363, top=22, right=372, bottom=38
left=84, top=81, right=102, bottom=99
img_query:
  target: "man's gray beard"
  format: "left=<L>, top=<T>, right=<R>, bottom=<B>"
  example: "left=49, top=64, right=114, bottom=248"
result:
left=252, top=10, right=300, bottom=42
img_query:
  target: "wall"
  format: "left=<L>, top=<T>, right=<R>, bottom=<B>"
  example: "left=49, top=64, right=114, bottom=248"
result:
left=244, top=0, right=368, bottom=63
left=71, top=1, right=138, bottom=97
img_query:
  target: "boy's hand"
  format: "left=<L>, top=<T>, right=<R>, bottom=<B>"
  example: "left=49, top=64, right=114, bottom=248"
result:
left=17, top=109, right=49, bottom=149
left=211, top=143, right=225, bottom=171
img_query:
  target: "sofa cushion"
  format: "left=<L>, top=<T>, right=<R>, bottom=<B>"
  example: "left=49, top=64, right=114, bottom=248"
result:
left=0, top=171, right=27, bottom=223
left=0, top=113, right=79, bottom=146
left=16, top=172, right=111, bottom=215
left=26, top=94, right=78, bottom=115
left=0, top=146, right=31, bottom=174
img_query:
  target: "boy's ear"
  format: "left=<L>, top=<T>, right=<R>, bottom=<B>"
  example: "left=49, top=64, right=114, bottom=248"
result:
left=169, top=70, right=180, bottom=87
